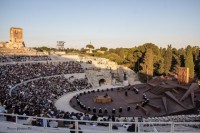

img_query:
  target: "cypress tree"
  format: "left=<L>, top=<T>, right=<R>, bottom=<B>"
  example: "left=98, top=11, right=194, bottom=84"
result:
left=141, top=48, right=154, bottom=76
left=171, top=48, right=181, bottom=73
left=163, top=45, right=172, bottom=75
left=185, top=45, right=194, bottom=78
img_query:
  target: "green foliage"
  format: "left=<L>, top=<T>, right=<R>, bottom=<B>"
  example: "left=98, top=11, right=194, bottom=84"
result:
left=80, top=43, right=199, bottom=80
left=100, top=47, right=108, bottom=51
left=178, top=48, right=185, bottom=67
left=80, top=48, right=87, bottom=54
left=171, top=48, right=181, bottom=73
left=138, top=72, right=148, bottom=83
left=88, top=51, right=104, bottom=57
left=35, top=43, right=199, bottom=81
left=192, top=46, right=200, bottom=77
left=131, top=43, right=160, bottom=74
left=65, top=48, right=79, bottom=54
left=163, top=45, right=172, bottom=75
left=140, top=48, right=154, bottom=77
left=33, top=46, right=51, bottom=52
left=86, top=44, right=94, bottom=49
left=185, top=45, right=195, bottom=78
left=105, top=53, right=123, bottom=64
left=154, top=58, right=164, bottom=75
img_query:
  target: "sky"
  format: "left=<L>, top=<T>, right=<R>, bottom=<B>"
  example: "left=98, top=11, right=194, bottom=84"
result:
left=0, top=0, right=200, bottom=49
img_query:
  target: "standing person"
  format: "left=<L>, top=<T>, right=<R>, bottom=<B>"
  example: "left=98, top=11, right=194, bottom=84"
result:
left=125, top=91, right=128, bottom=96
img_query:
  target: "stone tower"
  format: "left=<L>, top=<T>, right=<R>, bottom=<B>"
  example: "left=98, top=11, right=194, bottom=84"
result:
left=10, top=27, right=23, bottom=43
left=5, top=27, right=25, bottom=49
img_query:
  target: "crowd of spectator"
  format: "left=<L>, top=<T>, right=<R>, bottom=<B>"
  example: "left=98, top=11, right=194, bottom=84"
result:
left=0, top=55, right=10, bottom=62
left=0, top=73, right=137, bottom=130
left=0, top=61, right=84, bottom=91
left=8, top=55, right=52, bottom=62
left=0, top=74, right=93, bottom=124
left=143, top=115, right=200, bottom=122
left=0, top=76, right=91, bottom=117
left=0, top=61, right=85, bottom=121
left=0, top=73, right=118, bottom=129
left=0, top=55, right=51, bottom=63
left=0, top=57, right=135, bottom=130
left=72, top=78, right=92, bottom=90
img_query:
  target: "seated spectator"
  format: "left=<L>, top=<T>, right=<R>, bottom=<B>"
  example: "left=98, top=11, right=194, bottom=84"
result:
left=49, top=120, right=58, bottom=128
left=91, top=114, right=98, bottom=121
left=0, top=105, right=6, bottom=113
left=127, top=123, right=137, bottom=132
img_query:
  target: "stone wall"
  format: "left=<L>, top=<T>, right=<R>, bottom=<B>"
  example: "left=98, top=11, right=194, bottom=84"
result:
left=77, top=55, right=140, bottom=87
left=85, top=69, right=112, bottom=87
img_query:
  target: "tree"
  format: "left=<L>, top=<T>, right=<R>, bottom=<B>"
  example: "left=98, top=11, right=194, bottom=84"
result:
left=178, top=48, right=185, bottom=67
left=154, top=48, right=164, bottom=76
left=192, top=46, right=200, bottom=77
left=100, top=47, right=108, bottom=51
left=86, top=44, right=94, bottom=49
left=163, top=45, right=172, bottom=75
left=171, top=48, right=181, bottom=73
left=85, top=43, right=95, bottom=53
left=80, top=48, right=87, bottom=54
left=155, top=58, right=164, bottom=75
left=81, top=43, right=199, bottom=80
left=33, top=46, right=51, bottom=52
left=105, top=53, right=123, bottom=64
left=140, top=48, right=154, bottom=77
left=132, top=49, right=143, bottom=72
left=126, top=48, right=136, bottom=68
left=185, top=45, right=194, bottom=78
left=108, top=48, right=115, bottom=53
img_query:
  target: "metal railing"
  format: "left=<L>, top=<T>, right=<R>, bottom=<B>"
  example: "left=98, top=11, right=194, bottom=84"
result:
left=0, top=113, right=200, bottom=133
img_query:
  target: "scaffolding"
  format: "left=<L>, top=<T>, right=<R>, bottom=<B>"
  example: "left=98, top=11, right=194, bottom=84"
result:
left=56, top=41, right=65, bottom=50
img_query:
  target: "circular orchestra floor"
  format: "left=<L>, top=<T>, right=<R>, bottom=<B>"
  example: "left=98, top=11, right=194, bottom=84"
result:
left=70, top=83, right=199, bottom=117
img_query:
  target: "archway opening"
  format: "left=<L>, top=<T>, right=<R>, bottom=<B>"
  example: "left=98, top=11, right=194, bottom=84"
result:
left=99, top=79, right=106, bottom=86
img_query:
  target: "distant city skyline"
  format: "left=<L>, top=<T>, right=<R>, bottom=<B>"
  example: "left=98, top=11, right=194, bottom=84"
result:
left=0, top=0, right=200, bottom=49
